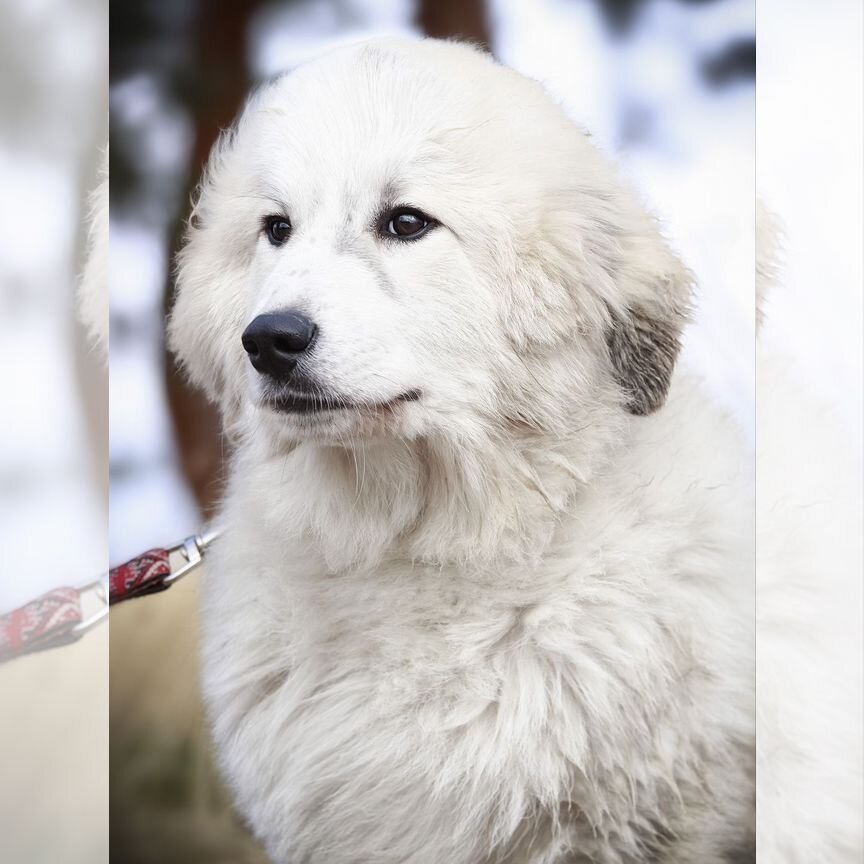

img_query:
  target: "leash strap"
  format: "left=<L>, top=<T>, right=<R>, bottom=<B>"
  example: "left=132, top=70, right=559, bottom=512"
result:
left=0, top=587, right=83, bottom=661
left=108, top=548, right=172, bottom=603
left=0, top=529, right=220, bottom=663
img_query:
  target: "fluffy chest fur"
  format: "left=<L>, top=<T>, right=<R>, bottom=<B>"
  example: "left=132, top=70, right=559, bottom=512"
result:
left=201, top=381, right=754, bottom=864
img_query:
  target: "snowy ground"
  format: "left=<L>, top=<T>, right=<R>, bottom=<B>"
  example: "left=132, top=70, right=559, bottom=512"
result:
left=108, top=0, right=759, bottom=561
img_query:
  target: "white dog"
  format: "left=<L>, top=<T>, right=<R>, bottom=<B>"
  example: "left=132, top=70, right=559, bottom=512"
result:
left=169, top=38, right=754, bottom=864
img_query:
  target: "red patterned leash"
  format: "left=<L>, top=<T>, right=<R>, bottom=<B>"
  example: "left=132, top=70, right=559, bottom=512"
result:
left=0, top=528, right=220, bottom=663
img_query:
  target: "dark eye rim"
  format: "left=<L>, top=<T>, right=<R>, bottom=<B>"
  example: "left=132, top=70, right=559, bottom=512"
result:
left=263, top=214, right=292, bottom=246
left=378, top=206, right=439, bottom=242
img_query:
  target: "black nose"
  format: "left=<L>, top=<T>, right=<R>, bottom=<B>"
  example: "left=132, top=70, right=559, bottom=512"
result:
left=241, top=311, right=318, bottom=381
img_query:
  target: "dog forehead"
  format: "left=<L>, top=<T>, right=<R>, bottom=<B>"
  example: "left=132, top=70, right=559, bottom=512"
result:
left=224, top=37, right=593, bottom=225
left=267, top=37, right=503, bottom=116
left=241, top=38, right=557, bottom=173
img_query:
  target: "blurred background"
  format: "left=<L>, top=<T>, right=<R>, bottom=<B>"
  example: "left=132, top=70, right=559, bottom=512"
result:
left=0, top=0, right=107, bottom=861
left=108, top=0, right=756, bottom=861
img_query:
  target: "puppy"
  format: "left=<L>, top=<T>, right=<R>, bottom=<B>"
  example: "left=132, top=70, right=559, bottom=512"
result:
left=169, top=38, right=754, bottom=864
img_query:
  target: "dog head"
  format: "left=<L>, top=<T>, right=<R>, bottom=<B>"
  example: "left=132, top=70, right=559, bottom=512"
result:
left=169, top=38, right=691, bottom=451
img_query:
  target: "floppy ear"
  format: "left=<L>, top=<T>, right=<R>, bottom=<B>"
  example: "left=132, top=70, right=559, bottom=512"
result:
left=606, top=300, right=685, bottom=415
left=589, top=191, right=692, bottom=416
left=167, top=123, right=258, bottom=426
left=532, top=135, right=692, bottom=416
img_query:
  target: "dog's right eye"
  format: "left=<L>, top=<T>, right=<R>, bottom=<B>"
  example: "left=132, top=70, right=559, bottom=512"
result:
left=380, top=207, right=436, bottom=242
left=264, top=215, right=291, bottom=246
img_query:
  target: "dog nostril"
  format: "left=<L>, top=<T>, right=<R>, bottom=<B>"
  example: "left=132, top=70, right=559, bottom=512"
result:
left=241, top=335, right=260, bottom=358
left=273, top=333, right=308, bottom=355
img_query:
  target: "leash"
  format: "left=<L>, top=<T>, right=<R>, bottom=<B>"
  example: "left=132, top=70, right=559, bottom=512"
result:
left=0, top=528, right=220, bottom=663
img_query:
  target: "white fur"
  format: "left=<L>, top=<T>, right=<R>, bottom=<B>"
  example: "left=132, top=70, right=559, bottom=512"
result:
left=170, top=39, right=754, bottom=863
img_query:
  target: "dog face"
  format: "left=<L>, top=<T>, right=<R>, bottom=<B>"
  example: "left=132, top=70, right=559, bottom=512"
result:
left=170, top=38, right=691, bottom=448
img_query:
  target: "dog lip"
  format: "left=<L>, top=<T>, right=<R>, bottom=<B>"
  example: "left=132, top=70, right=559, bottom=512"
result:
left=264, top=388, right=420, bottom=415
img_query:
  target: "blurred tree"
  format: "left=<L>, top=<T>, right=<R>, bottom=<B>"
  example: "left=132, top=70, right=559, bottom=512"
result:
left=593, top=0, right=729, bottom=38
left=419, top=0, right=489, bottom=50
left=701, top=37, right=756, bottom=87
left=109, top=1, right=196, bottom=214
left=594, top=0, right=643, bottom=36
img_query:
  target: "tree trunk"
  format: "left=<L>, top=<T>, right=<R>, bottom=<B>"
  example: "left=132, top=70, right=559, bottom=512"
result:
left=418, top=0, right=490, bottom=50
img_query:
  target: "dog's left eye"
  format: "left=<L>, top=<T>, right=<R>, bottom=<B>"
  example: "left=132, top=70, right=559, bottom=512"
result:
left=382, top=207, right=435, bottom=241
left=264, top=215, right=292, bottom=246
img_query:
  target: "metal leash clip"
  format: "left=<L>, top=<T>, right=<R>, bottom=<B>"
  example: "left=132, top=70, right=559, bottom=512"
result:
left=163, top=527, right=222, bottom=588
left=71, top=576, right=110, bottom=638
left=108, top=526, right=223, bottom=605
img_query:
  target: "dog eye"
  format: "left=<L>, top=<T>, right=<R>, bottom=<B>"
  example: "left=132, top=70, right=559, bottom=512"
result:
left=383, top=207, right=434, bottom=241
left=264, top=215, right=291, bottom=246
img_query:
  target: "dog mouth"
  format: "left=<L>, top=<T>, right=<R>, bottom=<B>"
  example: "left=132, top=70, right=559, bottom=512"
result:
left=263, top=388, right=421, bottom=416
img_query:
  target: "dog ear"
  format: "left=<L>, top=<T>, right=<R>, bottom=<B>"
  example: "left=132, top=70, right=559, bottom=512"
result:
left=535, top=146, right=692, bottom=415
left=606, top=298, right=687, bottom=416
left=167, top=125, right=255, bottom=424
left=588, top=195, right=692, bottom=416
